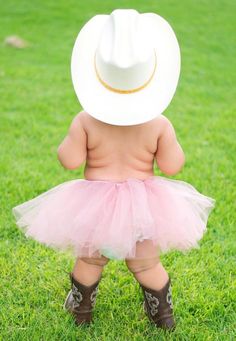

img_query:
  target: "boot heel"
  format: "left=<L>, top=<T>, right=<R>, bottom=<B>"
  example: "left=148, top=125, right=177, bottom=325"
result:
left=140, top=277, right=176, bottom=331
left=64, top=272, right=101, bottom=325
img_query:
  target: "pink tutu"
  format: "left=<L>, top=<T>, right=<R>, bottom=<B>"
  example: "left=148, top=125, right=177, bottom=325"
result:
left=12, top=176, right=215, bottom=260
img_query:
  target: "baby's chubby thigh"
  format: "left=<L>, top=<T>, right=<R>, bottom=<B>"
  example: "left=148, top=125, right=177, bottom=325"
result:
left=125, top=240, right=160, bottom=274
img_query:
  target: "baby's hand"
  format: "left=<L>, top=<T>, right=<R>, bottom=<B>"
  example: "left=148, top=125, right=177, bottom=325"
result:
left=155, top=116, right=185, bottom=175
left=57, top=112, right=87, bottom=170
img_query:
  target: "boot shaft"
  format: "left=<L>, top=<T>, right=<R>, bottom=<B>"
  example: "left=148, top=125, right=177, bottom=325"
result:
left=64, top=272, right=101, bottom=325
left=140, top=277, right=175, bottom=330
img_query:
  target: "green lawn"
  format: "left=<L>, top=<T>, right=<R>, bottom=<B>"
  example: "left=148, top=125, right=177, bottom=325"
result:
left=0, top=0, right=235, bottom=340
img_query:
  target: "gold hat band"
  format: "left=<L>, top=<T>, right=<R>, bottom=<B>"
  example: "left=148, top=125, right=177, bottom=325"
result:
left=94, top=50, right=157, bottom=94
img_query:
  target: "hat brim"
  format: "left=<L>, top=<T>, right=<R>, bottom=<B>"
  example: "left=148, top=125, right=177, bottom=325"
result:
left=71, top=13, right=181, bottom=126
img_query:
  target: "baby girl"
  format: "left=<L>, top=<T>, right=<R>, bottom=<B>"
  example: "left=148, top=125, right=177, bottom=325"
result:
left=12, top=9, right=215, bottom=331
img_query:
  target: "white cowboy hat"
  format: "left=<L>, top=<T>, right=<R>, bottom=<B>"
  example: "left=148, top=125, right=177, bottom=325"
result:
left=71, top=8, right=180, bottom=126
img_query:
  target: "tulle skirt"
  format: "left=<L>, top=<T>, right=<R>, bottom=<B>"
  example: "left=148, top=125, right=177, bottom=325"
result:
left=12, top=176, right=215, bottom=260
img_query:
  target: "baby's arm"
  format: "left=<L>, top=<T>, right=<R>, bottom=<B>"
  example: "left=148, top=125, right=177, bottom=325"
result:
left=155, top=116, right=185, bottom=175
left=57, top=112, right=87, bottom=170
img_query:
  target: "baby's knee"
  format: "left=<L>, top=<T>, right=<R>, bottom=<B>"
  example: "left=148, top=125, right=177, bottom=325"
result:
left=80, top=255, right=110, bottom=267
left=125, top=256, right=160, bottom=274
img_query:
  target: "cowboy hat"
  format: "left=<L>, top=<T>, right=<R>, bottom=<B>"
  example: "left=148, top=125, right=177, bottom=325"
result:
left=71, top=9, right=180, bottom=126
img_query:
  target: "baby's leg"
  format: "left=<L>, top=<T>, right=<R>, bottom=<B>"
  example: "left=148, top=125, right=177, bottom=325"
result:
left=72, top=254, right=110, bottom=286
left=125, top=240, right=169, bottom=290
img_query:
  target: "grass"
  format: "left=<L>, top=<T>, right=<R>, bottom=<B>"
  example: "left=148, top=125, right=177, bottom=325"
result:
left=0, top=0, right=235, bottom=340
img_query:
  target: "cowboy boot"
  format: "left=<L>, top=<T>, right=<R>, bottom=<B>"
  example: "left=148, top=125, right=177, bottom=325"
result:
left=64, top=272, right=101, bottom=325
left=140, top=277, right=176, bottom=330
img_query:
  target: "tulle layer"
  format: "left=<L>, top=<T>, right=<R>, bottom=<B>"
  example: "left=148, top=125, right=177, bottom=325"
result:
left=12, top=176, right=215, bottom=260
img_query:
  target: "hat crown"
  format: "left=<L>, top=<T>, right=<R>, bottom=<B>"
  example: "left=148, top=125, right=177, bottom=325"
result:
left=95, top=9, right=156, bottom=91
left=98, top=9, right=152, bottom=67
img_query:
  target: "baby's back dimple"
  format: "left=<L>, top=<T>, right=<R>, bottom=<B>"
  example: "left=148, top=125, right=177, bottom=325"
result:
left=82, top=112, right=160, bottom=180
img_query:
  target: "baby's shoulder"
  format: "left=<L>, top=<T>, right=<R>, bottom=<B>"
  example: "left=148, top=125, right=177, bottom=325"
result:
left=73, top=110, right=87, bottom=123
left=150, top=114, right=174, bottom=134
left=155, top=114, right=172, bottom=127
left=71, top=110, right=90, bottom=131
left=75, top=110, right=98, bottom=130
left=67, top=111, right=89, bottom=137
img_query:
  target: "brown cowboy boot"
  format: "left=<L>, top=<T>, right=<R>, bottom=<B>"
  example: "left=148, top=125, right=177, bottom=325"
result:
left=64, top=272, right=101, bottom=325
left=140, top=277, right=176, bottom=330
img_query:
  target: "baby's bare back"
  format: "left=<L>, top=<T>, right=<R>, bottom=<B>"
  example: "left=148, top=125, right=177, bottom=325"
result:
left=57, top=112, right=185, bottom=179
left=82, top=113, right=162, bottom=181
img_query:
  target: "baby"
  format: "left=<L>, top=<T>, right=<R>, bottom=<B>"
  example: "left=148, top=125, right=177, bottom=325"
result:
left=58, top=110, right=185, bottom=326
left=12, top=9, right=215, bottom=331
